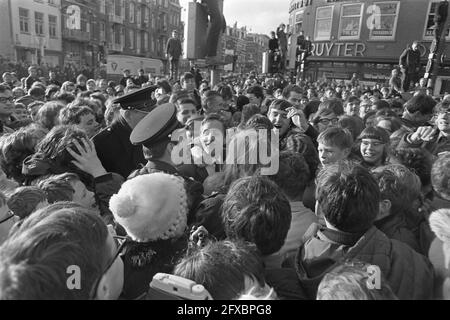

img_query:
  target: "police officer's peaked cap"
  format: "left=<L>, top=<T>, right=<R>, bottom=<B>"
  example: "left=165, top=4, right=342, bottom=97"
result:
left=113, top=86, right=158, bottom=111
left=130, top=103, right=182, bottom=148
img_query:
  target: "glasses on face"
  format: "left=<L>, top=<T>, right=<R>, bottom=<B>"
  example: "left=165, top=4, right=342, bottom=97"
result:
left=0, top=97, right=14, bottom=104
left=319, top=118, right=339, bottom=126
left=89, top=235, right=129, bottom=300
left=0, top=210, right=15, bottom=225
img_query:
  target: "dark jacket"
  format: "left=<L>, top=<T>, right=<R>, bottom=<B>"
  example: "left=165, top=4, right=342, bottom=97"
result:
left=92, top=116, right=146, bottom=179
left=374, top=212, right=423, bottom=255
left=294, top=224, right=435, bottom=300
left=269, top=38, right=279, bottom=51
left=399, top=48, right=421, bottom=73
left=166, top=37, right=182, bottom=59
left=120, top=236, right=187, bottom=300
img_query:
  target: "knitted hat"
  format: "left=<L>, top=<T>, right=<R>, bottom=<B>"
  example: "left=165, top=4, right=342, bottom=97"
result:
left=109, top=173, right=188, bottom=242
left=357, top=126, right=390, bottom=144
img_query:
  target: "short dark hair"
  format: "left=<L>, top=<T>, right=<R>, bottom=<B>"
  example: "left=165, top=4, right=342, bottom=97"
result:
left=269, top=151, right=310, bottom=199
left=157, top=80, right=172, bottom=94
left=7, top=186, right=47, bottom=220
left=338, top=115, right=365, bottom=140
left=268, top=99, right=292, bottom=113
left=174, top=240, right=265, bottom=300
left=0, top=84, right=11, bottom=93
left=59, top=105, right=95, bottom=126
left=318, top=127, right=354, bottom=151
left=372, top=167, right=412, bottom=215
left=246, top=85, right=265, bottom=100
left=317, top=99, right=344, bottom=116
left=390, top=148, right=433, bottom=189
left=316, top=161, right=380, bottom=233
left=282, top=84, right=302, bottom=99
left=37, top=173, right=79, bottom=203
left=222, top=176, right=292, bottom=256
left=0, top=203, right=109, bottom=300
left=181, top=72, right=195, bottom=82
left=404, top=94, right=436, bottom=115
left=431, top=153, right=450, bottom=201
left=34, top=125, right=89, bottom=170
left=29, top=86, right=45, bottom=98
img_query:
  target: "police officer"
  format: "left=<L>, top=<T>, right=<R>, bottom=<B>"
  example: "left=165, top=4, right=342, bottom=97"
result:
left=129, top=103, right=204, bottom=222
left=93, top=86, right=157, bottom=178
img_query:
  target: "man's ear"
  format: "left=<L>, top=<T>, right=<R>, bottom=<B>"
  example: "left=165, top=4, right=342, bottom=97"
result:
left=378, top=200, right=392, bottom=220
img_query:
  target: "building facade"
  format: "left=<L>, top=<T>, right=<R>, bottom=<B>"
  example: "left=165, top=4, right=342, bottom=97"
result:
left=6, top=0, right=63, bottom=67
left=221, top=24, right=269, bottom=74
left=287, top=0, right=450, bottom=94
left=61, top=0, right=107, bottom=69
left=0, top=0, right=14, bottom=61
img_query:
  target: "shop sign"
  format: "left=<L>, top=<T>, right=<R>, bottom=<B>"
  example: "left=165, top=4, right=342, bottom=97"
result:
left=310, top=42, right=366, bottom=57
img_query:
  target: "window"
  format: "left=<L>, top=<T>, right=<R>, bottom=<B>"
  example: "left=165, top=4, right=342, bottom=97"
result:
left=424, top=1, right=450, bottom=40
left=144, top=32, right=149, bottom=50
left=115, top=0, right=121, bottom=16
left=130, top=2, right=135, bottom=23
left=368, top=1, right=400, bottom=40
left=129, top=29, right=135, bottom=48
left=19, top=8, right=29, bottom=33
left=49, top=15, right=57, bottom=38
left=295, top=10, right=304, bottom=34
left=144, top=7, right=149, bottom=23
left=100, top=0, right=106, bottom=14
left=314, top=6, right=333, bottom=41
left=137, top=7, right=141, bottom=25
left=35, top=12, right=44, bottom=36
left=338, top=3, right=363, bottom=40
left=137, top=32, right=141, bottom=51
left=100, top=22, right=106, bottom=38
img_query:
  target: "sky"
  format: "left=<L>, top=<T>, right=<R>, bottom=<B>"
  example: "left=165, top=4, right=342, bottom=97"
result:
left=179, top=0, right=289, bottom=35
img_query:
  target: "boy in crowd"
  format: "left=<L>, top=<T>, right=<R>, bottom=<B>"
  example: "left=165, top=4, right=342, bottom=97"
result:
left=222, top=175, right=292, bottom=262
left=267, top=152, right=318, bottom=267
left=317, top=127, right=353, bottom=167
left=59, top=105, right=100, bottom=138
left=371, top=165, right=423, bottom=254
left=292, top=161, right=434, bottom=300
left=0, top=203, right=124, bottom=299
left=174, top=240, right=276, bottom=300
left=37, top=173, right=96, bottom=209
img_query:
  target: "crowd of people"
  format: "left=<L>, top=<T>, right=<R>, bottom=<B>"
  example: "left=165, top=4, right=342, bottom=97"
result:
left=0, top=58, right=448, bottom=301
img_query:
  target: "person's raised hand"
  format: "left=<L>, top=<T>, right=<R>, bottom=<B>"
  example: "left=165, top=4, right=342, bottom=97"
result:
left=409, top=126, right=437, bottom=144
left=287, top=107, right=308, bottom=132
left=67, top=138, right=108, bottom=178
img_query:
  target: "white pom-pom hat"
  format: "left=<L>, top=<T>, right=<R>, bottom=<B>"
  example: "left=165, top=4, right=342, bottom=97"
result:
left=109, top=173, right=188, bottom=242
left=430, top=209, right=450, bottom=244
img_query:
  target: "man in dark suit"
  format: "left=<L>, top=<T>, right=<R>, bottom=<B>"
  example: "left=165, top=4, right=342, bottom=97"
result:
left=399, top=41, right=422, bottom=92
left=92, top=86, right=158, bottom=178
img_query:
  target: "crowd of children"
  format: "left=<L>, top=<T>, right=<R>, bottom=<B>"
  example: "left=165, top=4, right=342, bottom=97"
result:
left=0, top=63, right=448, bottom=300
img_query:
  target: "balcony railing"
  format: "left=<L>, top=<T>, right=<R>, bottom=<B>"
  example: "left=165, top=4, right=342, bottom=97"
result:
left=62, top=29, right=90, bottom=42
